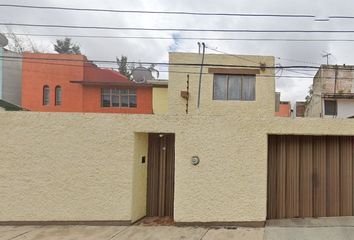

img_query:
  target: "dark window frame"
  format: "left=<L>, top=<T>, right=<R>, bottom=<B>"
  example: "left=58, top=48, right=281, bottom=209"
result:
left=212, top=74, right=256, bottom=101
left=55, top=86, right=62, bottom=106
left=101, top=88, right=137, bottom=108
left=43, top=85, right=50, bottom=106
left=324, top=99, right=337, bottom=116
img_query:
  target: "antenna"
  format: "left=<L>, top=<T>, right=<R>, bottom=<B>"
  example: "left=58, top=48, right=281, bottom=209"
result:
left=322, top=51, right=332, bottom=65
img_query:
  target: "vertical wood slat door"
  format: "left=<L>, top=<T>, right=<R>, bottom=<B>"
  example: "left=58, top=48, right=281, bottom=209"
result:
left=267, top=135, right=354, bottom=219
left=146, top=133, right=175, bottom=217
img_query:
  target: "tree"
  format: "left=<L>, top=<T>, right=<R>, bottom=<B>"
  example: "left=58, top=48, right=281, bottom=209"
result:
left=305, top=85, right=313, bottom=106
left=116, top=56, right=160, bottom=80
left=54, top=38, right=81, bottom=54
left=5, top=27, right=43, bottom=53
left=116, top=55, right=133, bottom=78
left=148, top=63, right=160, bottom=79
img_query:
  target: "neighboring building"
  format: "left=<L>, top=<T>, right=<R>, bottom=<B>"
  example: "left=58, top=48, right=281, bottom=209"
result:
left=305, top=65, right=354, bottom=118
left=21, top=53, right=154, bottom=114
left=275, top=101, right=291, bottom=117
left=296, top=101, right=306, bottom=117
left=0, top=48, right=23, bottom=109
left=275, top=92, right=291, bottom=117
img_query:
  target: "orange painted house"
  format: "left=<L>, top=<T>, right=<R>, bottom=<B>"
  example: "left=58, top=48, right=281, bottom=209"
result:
left=21, top=53, right=153, bottom=114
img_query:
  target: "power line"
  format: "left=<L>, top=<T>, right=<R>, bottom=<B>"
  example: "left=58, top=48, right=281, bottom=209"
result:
left=4, top=56, right=354, bottom=80
left=0, top=4, right=316, bottom=18
left=5, top=22, right=354, bottom=33
left=6, top=33, right=354, bottom=42
left=0, top=63, right=337, bottom=80
left=204, top=45, right=322, bottom=71
left=276, top=56, right=321, bottom=65
left=205, top=45, right=260, bottom=65
left=0, top=54, right=321, bottom=69
left=5, top=3, right=354, bottom=21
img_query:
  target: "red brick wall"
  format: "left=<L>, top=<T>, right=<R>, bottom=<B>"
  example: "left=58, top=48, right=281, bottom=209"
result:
left=21, top=53, right=85, bottom=112
left=275, top=103, right=291, bottom=117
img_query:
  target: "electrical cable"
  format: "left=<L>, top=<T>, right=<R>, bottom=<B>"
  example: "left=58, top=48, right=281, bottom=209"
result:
left=0, top=4, right=316, bottom=18
left=6, top=33, right=354, bottom=42
left=4, top=22, right=354, bottom=33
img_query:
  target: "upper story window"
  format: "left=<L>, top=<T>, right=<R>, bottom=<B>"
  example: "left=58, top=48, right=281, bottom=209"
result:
left=101, top=88, right=137, bottom=108
left=55, top=86, right=62, bottom=106
left=43, top=85, right=49, bottom=106
left=324, top=100, right=337, bottom=115
left=213, top=74, right=256, bottom=101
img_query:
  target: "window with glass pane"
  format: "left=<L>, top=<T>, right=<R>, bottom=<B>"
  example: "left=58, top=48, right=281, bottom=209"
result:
left=112, top=96, right=120, bottom=107
left=130, top=95, right=137, bottom=108
left=213, top=75, right=227, bottom=100
left=101, top=89, right=111, bottom=107
left=213, top=74, right=255, bottom=101
left=101, top=88, right=137, bottom=108
left=55, top=86, right=62, bottom=106
left=242, top=76, right=255, bottom=100
left=324, top=100, right=337, bottom=115
left=43, top=85, right=49, bottom=106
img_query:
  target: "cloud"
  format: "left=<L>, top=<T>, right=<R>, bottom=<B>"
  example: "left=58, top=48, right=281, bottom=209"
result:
left=1, top=0, right=354, bottom=104
left=168, top=33, right=182, bottom=52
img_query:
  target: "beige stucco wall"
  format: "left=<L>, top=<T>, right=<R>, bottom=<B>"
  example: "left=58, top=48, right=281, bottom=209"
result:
left=168, top=53, right=275, bottom=117
left=152, top=87, right=168, bottom=114
left=131, top=133, right=148, bottom=222
left=2, top=112, right=354, bottom=223
left=2, top=53, right=354, bottom=223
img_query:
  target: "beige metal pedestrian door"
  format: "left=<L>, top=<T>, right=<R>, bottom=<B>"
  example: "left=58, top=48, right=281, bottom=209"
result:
left=146, top=133, right=175, bottom=217
left=267, top=135, right=354, bottom=219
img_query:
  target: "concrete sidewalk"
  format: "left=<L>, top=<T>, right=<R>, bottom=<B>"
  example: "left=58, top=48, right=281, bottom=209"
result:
left=2, top=222, right=354, bottom=240
left=0, top=225, right=264, bottom=240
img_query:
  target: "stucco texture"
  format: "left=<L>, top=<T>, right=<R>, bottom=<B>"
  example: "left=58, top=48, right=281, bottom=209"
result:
left=3, top=53, right=354, bottom=224
left=2, top=111, right=354, bottom=223
left=168, top=53, right=275, bottom=117
left=152, top=87, right=168, bottom=114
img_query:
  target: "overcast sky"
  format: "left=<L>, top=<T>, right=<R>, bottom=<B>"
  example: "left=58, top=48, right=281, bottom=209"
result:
left=2, top=0, right=354, bottom=104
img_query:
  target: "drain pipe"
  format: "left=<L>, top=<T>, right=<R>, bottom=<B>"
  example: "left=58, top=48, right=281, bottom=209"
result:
left=197, top=42, right=205, bottom=109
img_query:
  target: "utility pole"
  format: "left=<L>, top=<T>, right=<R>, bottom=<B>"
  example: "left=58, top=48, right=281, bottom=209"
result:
left=197, top=42, right=205, bottom=109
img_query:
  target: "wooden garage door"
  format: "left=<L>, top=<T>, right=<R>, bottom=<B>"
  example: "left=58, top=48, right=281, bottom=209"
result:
left=267, top=135, right=354, bottom=219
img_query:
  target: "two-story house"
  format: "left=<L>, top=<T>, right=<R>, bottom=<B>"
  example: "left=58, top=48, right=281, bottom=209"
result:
left=21, top=53, right=167, bottom=114
left=305, top=64, right=354, bottom=118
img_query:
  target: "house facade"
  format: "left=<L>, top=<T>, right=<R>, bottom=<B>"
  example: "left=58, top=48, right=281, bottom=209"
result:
left=21, top=53, right=154, bottom=114
left=2, top=52, right=354, bottom=226
left=305, top=65, right=354, bottom=118
left=0, top=48, right=23, bottom=108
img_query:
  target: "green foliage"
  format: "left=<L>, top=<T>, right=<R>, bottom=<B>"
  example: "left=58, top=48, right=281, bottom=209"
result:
left=305, top=85, right=313, bottom=106
left=116, top=56, right=129, bottom=77
left=116, top=56, right=160, bottom=80
left=54, top=38, right=81, bottom=54
left=116, top=55, right=135, bottom=79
